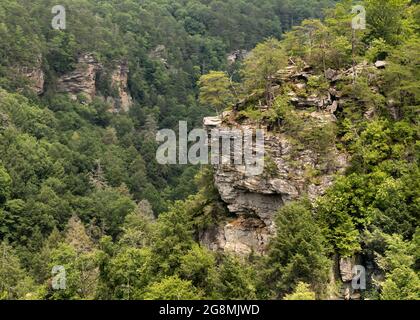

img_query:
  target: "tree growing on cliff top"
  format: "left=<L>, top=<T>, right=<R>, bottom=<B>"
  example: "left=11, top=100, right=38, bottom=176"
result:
left=241, top=37, right=288, bottom=107
left=198, top=71, right=234, bottom=116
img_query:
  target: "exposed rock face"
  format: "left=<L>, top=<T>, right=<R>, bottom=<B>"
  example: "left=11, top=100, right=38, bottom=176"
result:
left=57, top=53, right=101, bottom=101
left=227, top=50, right=249, bottom=65
left=374, top=60, right=387, bottom=69
left=107, top=61, right=133, bottom=113
left=201, top=112, right=348, bottom=255
left=199, top=62, right=389, bottom=255
left=200, top=217, right=269, bottom=255
left=339, top=256, right=357, bottom=282
left=149, top=45, right=169, bottom=68
left=272, top=61, right=380, bottom=114
left=20, top=55, right=45, bottom=95
left=53, top=53, right=134, bottom=110
left=337, top=255, right=365, bottom=300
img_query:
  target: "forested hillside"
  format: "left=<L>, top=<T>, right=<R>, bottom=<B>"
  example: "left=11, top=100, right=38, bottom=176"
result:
left=0, top=0, right=418, bottom=300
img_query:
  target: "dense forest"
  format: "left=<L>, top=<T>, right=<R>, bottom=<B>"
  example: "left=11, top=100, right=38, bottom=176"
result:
left=0, top=0, right=418, bottom=300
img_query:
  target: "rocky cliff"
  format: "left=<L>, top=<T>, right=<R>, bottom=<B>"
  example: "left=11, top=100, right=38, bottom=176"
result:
left=201, top=112, right=348, bottom=255
left=57, top=53, right=101, bottom=102
left=200, top=60, right=391, bottom=300
left=57, top=54, right=133, bottom=111
left=20, top=55, right=45, bottom=95
left=200, top=61, right=387, bottom=255
left=107, top=61, right=133, bottom=113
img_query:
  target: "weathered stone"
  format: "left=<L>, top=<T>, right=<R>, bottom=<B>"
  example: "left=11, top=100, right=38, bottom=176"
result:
left=24, top=68, right=45, bottom=95
left=386, top=99, right=399, bottom=120
left=57, top=53, right=101, bottom=101
left=201, top=113, right=348, bottom=255
left=339, top=256, right=356, bottom=282
left=325, top=68, right=340, bottom=81
left=200, top=216, right=271, bottom=255
left=374, top=60, right=387, bottom=69
left=364, top=107, right=376, bottom=120
left=107, top=61, right=133, bottom=113
left=149, top=45, right=169, bottom=68
left=290, top=72, right=311, bottom=82
left=20, top=55, right=45, bottom=95
left=227, top=50, right=249, bottom=65
left=203, top=115, right=222, bottom=128
left=290, top=95, right=329, bottom=109
left=295, top=82, right=306, bottom=90
left=327, top=100, right=338, bottom=114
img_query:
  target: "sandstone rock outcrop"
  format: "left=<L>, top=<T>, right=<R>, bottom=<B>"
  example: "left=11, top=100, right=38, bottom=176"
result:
left=227, top=50, right=249, bottom=65
left=20, top=55, right=45, bottom=95
left=57, top=53, right=101, bottom=102
left=107, top=61, right=133, bottom=113
left=339, top=256, right=357, bottom=282
left=199, top=61, right=389, bottom=256
left=271, top=61, right=380, bottom=113
left=149, top=45, right=169, bottom=68
left=56, top=54, right=133, bottom=112
left=200, top=217, right=270, bottom=255
left=201, top=112, right=348, bottom=255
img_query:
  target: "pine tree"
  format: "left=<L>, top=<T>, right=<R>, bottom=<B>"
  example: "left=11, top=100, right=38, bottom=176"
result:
left=265, top=200, right=331, bottom=298
left=198, top=71, right=234, bottom=115
left=242, top=38, right=287, bottom=107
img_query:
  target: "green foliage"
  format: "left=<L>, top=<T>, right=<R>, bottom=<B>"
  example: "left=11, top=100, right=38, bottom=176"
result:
left=185, top=167, right=228, bottom=231
left=82, top=188, right=136, bottom=239
left=365, top=0, right=413, bottom=45
left=47, top=32, right=78, bottom=74
left=0, top=164, right=11, bottom=205
left=378, top=233, right=420, bottom=300
left=263, top=155, right=279, bottom=178
left=198, top=71, right=234, bottom=115
left=268, top=95, right=337, bottom=161
left=238, top=107, right=264, bottom=123
left=307, top=76, right=330, bottom=95
left=365, top=38, right=393, bottom=62
left=0, top=242, right=39, bottom=300
left=283, top=282, right=316, bottom=300
left=266, top=200, right=331, bottom=297
left=215, top=255, right=257, bottom=300
left=46, top=243, right=98, bottom=300
left=178, top=244, right=218, bottom=298
left=143, top=276, right=202, bottom=300
left=284, top=19, right=352, bottom=72
left=318, top=164, right=419, bottom=257
left=242, top=38, right=288, bottom=105
left=151, top=201, right=195, bottom=275
left=382, top=37, right=420, bottom=114
left=0, top=0, right=418, bottom=301
left=45, top=216, right=99, bottom=300
left=317, top=177, right=363, bottom=257
left=104, top=247, right=154, bottom=299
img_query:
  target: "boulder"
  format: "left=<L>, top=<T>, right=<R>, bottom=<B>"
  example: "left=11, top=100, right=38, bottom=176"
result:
left=374, top=60, right=387, bottom=69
